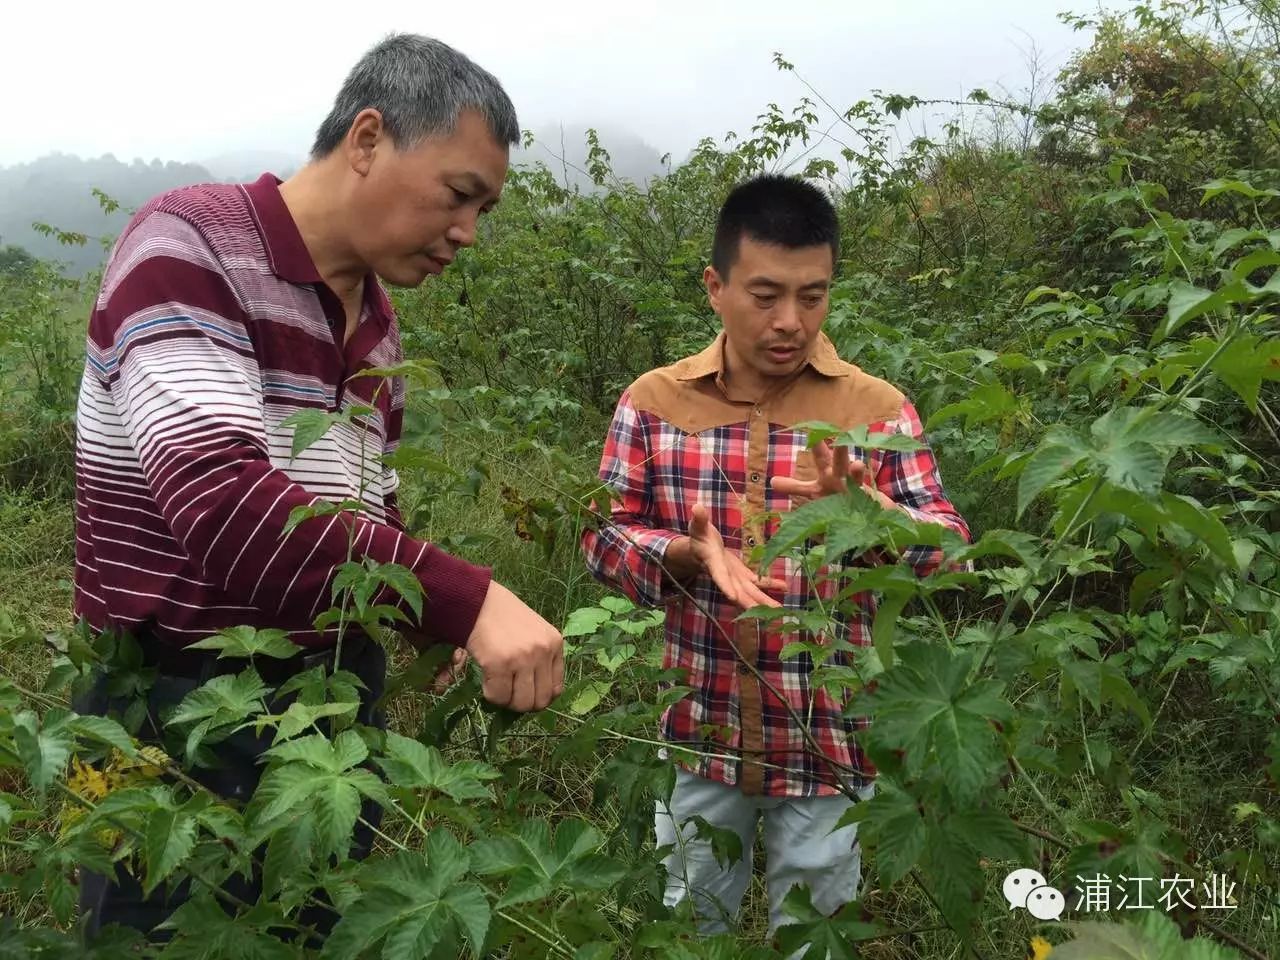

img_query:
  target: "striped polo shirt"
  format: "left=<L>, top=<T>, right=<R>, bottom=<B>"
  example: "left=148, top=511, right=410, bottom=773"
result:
left=73, top=174, right=491, bottom=649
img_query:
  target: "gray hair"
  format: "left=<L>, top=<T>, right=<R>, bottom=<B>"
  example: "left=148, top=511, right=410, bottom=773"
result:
left=311, top=33, right=519, bottom=158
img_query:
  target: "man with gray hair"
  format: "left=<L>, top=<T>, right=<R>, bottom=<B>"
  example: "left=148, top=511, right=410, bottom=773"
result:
left=72, top=33, right=561, bottom=940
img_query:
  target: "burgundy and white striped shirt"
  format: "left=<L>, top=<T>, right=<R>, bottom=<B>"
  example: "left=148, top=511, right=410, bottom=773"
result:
left=74, top=174, right=491, bottom=649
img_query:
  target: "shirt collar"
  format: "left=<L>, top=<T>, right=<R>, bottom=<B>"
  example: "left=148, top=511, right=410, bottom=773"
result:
left=242, top=173, right=324, bottom=285
left=676, top=330, right=849, bottom=384
left=242, top=173, right=394, bottom=332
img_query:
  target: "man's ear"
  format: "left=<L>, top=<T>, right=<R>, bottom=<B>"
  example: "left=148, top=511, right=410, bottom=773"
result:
left=345, top=108, right=385, bottom=177
left=704, top=264, right=725, bottom=315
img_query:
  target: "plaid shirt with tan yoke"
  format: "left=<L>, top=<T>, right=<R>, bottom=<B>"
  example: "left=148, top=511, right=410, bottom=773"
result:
left=581, top=331, right=971, bottom=798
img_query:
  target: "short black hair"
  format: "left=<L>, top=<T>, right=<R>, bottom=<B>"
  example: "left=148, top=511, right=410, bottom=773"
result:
left=711, top=174, right=839, bottom=280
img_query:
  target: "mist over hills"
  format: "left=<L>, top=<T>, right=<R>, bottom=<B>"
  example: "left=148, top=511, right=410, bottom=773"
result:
left=0, top=154, right=216, bottom=275
left=513, top=124, right=668, bottom=189
left=0, top=126, right=667, bottom=275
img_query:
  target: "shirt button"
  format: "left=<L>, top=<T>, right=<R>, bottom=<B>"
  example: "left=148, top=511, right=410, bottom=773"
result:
left=750, top=472, right=761, bottom=483
left=747, top=536, right=757, bottom=547
left=753, top=407, right=763, bottom=417
left=737, top=661, right=752, bottom=676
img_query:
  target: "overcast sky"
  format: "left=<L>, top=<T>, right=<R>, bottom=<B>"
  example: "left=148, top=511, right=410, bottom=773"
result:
left=0, top=0, right=1117, bottom=169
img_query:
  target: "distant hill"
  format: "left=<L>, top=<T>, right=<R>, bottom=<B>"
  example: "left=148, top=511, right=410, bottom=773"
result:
left=202, top=150, right=303, bottom=183
left=0, top=126, right=668, bottom=274
left=0, top=153, right=216, bottom=275
left=513, top=124, right=668, bottom=190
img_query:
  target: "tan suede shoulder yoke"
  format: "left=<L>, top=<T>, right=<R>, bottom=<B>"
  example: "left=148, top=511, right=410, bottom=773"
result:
left=625, top=338, right=906, bottom=434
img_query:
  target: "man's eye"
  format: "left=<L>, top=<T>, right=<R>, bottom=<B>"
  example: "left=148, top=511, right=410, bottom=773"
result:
left=449, top=187, right=470, bottom=204
left=752, top=294, right=776, bottom=308
left=802, top=296, right=824, bottom=308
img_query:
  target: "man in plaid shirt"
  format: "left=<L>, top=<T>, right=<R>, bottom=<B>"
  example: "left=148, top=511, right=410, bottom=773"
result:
left=581, top=175, right=970, bottom=936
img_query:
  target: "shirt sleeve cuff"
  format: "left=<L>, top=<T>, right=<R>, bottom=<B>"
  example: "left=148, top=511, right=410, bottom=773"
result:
left=631, top=528, right=686, bottom=607
left=408, top=545, right=493, bottom=647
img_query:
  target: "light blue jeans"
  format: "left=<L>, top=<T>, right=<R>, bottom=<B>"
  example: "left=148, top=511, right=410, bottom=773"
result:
left=654, top=768, right=876, bottom=937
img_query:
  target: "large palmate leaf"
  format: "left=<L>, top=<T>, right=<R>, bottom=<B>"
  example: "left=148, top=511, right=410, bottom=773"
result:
left=186, top=626, right=303, bottom=661
left=775, top=887, right=883, bottom=960
left=166, top=668, right=271, bottom=761
left=250, top=732, right=387, bottom=863
left=322, top=832, right=489, bottom=960
left=863, top=644, right=1010, bottom=804
left=375, top=731, right=501, bottom=802
left=471, top=817, right=626, bottom=908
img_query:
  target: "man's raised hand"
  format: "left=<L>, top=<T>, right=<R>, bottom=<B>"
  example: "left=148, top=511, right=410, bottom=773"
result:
left=772, top=441, right=897, bottom=511
left=666, top=503, right=786, bottom=611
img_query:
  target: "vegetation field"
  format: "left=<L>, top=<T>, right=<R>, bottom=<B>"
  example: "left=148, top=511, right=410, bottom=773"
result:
left=1, top=2, right=1278, bottom=957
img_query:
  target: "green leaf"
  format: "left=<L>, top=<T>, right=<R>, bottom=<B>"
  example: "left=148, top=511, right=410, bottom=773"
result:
left=351, top=359, right=440, bottom=384
left=761, top=491, right=873, bottom=568
left=563, top=606, right=612, bottom=638
left=167, top=668, right=269, bottom=760
left=12, top=710, right=72, bottom=795
left=322, top=834, right=488, bottom=960
left=1230, top=246, right=1280, bottom=279
left=161, top=896, right=302, bottom=960
left=687, top=815, right=745, bottom=870
left=1054, top=910, right=1242, bottom=960
left=1200, top=177, right=1280, bottom=201
left=367, top=561, right=425, bottom=623
left=871, top=592, right=910, bottom=670
left=864, top=788, right=924, bottom=887
left=791, top=421, right=925, bottom=453
left=1160, top=493, right=1237, bottom=570
left=70, top=715, right=138, bottom=758
left=925, top=381, right=1017, bottom=431
left=264, top=730, right=368, bottom=771
left=282, top=498, right=363, bottom=537
left=1211, top=227, right=1268, bottom=260
left=1017, top=435, right=1089, bottom=517
left=946, top=810, right=1027, bottom=862
left=281, top=408, right=347, bottom=459
left=1097, top=440, right=1165, bottom=495
left=269, top=700, right=359, bottom=744
left=922, top=821, right=983, bottom=931
left=472, top=818, right=623, bottom=908
left=1100, top=408, right=1218, bottom=450
left=262, top=815, right=313, bottom=899
left=568, top=679, right=613, bottom=716
left=253, top=732, right=384, bottom=861
left=444, top=883, right=492, bottom=956
left=1155, top=279, right=1244, bottom=344
left=143, top=805, right=197, bottom=896
left=1211, top=335, right=1280, bottom=411
left=597, top=595, right=634, bottom=614
left=186, top=626, right=303, bottom=660
left=775, top=887, right=882, bottom=960
left=864, top=646, right=1009, bottom=804
left=375, top=732, right=500, bottom=802
left=311, top=777, right=361, bottom=863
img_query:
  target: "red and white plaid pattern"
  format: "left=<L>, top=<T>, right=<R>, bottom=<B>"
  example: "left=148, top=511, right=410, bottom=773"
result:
left=583, top=390, right=970, bottom=797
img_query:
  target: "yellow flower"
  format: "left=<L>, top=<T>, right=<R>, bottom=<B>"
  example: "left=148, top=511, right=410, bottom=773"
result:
left=66, top=756, right=112, bottom=802
left=1029, top=935, right=1054, bottom=960
left=58, top=747, right=164, bottom=841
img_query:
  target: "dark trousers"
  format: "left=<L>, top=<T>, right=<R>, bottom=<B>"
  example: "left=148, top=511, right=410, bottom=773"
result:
left=72, top=631, right=388, bottom=945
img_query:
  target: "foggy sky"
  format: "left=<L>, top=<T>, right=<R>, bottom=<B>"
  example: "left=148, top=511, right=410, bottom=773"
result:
left=1, top=0, right=1114, bottom=168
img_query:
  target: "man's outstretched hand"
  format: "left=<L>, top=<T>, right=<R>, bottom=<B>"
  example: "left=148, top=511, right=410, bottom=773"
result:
left=464, top=580, right=564, bottom=711
left=772, top=441, right=898, bottom=511
left=665, top=503, right=786, bottom=612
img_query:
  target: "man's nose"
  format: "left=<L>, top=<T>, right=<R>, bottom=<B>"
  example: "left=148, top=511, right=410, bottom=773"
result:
left=772, top=299, right=802, bottom=333
left=446, top=210, right=478, bottom=248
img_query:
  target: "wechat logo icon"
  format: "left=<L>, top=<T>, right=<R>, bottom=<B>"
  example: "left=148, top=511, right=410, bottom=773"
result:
left=1003, top=868, right=1066, bottom=921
